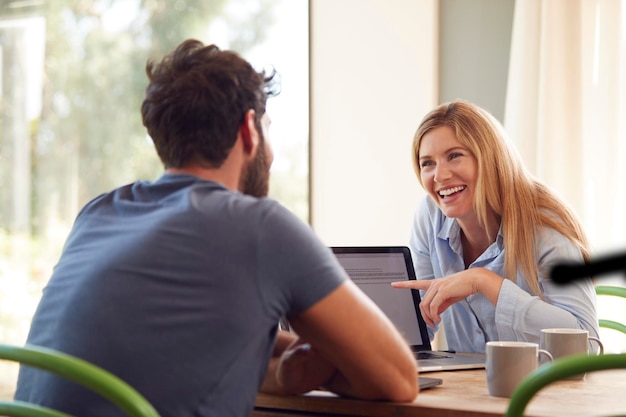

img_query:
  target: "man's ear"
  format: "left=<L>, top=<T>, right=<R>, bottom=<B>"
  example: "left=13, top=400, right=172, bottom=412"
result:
left=240, top=109, right=259, bottom=154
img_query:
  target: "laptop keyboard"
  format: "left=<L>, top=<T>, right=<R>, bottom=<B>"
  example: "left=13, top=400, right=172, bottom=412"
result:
left=416, top=351, right=454, bottom=360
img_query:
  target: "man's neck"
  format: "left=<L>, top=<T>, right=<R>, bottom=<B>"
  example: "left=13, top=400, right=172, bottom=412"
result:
left=164, top=136, right=247, bottom=192
left=166, top=165, right=239, bottom=192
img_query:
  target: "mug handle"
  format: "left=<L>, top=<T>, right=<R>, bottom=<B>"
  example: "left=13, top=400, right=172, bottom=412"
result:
left=589, top=336, right=604, bottom=355
left=538, top=349, right=553, bottom=362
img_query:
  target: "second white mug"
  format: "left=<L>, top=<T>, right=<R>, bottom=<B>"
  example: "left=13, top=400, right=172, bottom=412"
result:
left=540, top=328, right=604, bottom=379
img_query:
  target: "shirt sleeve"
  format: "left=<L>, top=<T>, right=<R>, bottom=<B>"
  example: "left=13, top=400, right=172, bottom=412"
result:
left=256, top=200, right=347, bottom=321
left=408, top=198, right=440, bottom=340
left=495, top=227, right=600, bottom=343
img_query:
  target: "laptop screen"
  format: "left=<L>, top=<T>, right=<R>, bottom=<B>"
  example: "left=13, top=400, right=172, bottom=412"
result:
left=331, top=246, right=431, bottom=349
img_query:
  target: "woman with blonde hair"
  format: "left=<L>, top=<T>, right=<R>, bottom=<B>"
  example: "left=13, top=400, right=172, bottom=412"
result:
left=392, top=100, right=599, bottom=353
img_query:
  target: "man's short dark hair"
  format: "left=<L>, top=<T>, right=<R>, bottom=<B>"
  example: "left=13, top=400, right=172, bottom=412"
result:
left=141, top=39, right=280, bottom=169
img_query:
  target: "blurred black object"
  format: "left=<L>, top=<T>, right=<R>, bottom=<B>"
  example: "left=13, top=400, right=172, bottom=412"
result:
left=551, top=251, right=626, bottom=284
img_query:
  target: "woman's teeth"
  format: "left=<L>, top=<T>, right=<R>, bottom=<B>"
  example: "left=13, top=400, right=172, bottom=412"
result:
left=439, top=186, right=466, bottom=197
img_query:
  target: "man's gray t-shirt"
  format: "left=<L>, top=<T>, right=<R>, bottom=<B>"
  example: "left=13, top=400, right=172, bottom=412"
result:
left=15, top=174, right=347, bottom=417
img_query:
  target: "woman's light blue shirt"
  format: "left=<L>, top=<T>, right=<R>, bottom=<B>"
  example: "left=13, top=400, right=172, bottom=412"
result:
left=409, top=197, right=599, bottom=354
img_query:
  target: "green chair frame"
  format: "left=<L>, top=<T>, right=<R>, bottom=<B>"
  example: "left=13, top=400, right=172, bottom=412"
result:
left=0, top=344, right=160, bottom=417
left=595, top=285, right=626, bottom=335
left=505, top=353, right=626, bottom=417
left=0, top=401, right=72, bottom=417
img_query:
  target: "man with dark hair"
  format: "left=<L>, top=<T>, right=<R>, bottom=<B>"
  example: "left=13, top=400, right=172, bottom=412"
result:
left=15, top=39, right=418, bottom=417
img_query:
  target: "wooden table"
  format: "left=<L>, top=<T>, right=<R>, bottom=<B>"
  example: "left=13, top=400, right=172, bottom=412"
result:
left=253, top=368, right=626, bottom=417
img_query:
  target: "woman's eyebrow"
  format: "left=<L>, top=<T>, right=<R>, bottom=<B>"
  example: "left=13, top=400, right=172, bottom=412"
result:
left=419, top=146, right=467, bottom=161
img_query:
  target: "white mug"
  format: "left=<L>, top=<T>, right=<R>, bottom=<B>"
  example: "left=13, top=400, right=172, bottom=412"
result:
left=486, top=341, right=553, bottom=398
left=540, top=328, right=604, bottom=379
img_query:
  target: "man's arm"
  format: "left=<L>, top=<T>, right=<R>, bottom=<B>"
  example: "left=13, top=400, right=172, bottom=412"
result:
left=275, top=280, right=419, bottom=402
left=260, top=330, right=298, bottom=394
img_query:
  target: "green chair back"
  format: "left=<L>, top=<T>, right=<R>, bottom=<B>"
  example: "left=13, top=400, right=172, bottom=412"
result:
left=0, top=401, right=73, bottom=417
left=595, top=285, right=626, bottom=335
left=0, top=344, right=160, bottom=417
left=505, top=353, right=626, bottom=417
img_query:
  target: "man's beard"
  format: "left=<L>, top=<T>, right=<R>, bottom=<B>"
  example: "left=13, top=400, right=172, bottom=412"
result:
left=239, top=141, right=270, bottom=197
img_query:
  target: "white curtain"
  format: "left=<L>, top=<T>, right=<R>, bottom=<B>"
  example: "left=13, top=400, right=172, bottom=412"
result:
left=504, top=0, right=626, bottom=351
left=505, top=0, right=625, bottom=254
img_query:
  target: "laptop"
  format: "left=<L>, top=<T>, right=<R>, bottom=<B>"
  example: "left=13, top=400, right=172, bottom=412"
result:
left=416, top=375, right=443, bottom=390
left=331, top=246, right=486, bottom=373
left=315, top=375, right=442, bottom=393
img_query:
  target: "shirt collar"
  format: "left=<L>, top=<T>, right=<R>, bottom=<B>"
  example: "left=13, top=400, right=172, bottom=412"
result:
left=437, top=217, right=505, bottom=258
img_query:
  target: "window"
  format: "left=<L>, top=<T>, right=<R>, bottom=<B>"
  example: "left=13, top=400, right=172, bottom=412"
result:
left=0, top=0, right=308, bottom=395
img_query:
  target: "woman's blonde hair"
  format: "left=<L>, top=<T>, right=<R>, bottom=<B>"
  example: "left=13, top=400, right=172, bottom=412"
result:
left=412, top=100, right=590, bottom=296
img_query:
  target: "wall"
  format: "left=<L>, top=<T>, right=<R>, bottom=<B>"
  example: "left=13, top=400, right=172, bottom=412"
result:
left=309, top=0, right=436, bottom=246
left=439, top=0, right=515, bottom=122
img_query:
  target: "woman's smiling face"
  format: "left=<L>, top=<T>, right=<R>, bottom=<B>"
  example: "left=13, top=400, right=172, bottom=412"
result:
left=418, top=126, right=478, bottom=222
